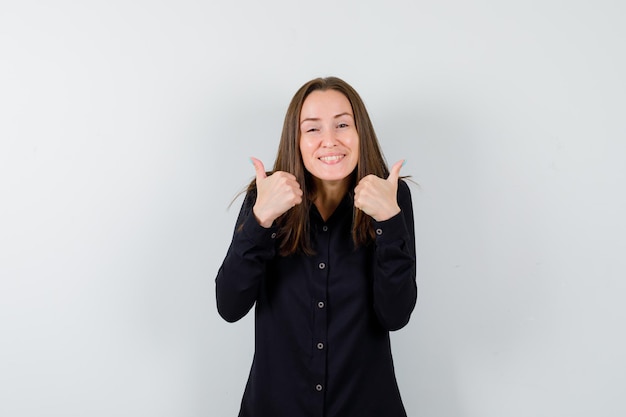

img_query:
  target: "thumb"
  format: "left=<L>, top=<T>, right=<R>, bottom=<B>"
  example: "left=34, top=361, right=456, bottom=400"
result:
left=387, top=159, right=405, bottom=183
left=250, top=157, right=267, bottom=181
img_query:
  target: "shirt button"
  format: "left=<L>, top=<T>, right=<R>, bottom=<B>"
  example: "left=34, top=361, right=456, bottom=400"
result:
left=317, top=342, right=324, bottom=350
left=318, top=262, right=326, bottom=270
left=315, top=384, right=323, bottom=392
left=271, top=232, right=277, bottom=239
left=376, top=228, right=383, bottom=236
left=317, top=301, right=325, bottom=309
left=322, top=225, right=328, bottom=232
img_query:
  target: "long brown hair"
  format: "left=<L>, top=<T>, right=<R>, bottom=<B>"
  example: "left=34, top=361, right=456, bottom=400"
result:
left=247, top=76, right=390, bottom=256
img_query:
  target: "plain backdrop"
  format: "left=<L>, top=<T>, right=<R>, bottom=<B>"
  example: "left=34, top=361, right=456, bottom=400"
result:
left=1, top=1, right=625, bottom=416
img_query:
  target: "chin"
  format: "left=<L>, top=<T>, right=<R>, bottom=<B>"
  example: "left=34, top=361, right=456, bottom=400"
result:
left=314, top=170, right=355, bottom=183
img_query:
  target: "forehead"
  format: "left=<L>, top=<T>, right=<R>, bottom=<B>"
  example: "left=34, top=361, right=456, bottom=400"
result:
left=300, top=90, right=353, bottom=120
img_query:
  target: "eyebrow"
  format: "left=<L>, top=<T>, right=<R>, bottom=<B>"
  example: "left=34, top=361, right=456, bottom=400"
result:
left=300, top=112, right=354, bottom=125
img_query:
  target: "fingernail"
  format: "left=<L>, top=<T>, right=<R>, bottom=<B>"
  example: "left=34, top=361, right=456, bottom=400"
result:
left=402, top=160, right=407, bottom=167
left=249, top=157, right=254, bottom=166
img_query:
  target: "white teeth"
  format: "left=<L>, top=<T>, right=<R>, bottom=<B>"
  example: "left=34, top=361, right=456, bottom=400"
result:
left=319, top=155, right=343, bottom=162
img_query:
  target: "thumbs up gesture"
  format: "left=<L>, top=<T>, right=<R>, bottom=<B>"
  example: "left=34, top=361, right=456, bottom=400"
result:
left=354, top=160, right=404, bottom=222
left=250, top=157, right=303, bottom=228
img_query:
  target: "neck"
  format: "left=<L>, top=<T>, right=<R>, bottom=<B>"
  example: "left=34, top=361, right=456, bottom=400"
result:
left=312, top=177, right=350, bottom=221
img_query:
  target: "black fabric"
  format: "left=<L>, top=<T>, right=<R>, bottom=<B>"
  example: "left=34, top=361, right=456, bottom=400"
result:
left=216, top=180, right=417, bottom=417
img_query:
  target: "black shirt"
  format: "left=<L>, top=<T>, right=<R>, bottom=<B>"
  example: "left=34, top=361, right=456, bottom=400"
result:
left=216, top=180, right=417, bottom=417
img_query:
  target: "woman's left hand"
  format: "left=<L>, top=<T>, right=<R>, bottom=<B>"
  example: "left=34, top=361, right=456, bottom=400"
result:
left=354, top=160, right=404, bottom=222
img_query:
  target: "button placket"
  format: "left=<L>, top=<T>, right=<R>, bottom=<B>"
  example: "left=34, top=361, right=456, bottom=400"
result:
left=311, top=218, right=330, bottom=409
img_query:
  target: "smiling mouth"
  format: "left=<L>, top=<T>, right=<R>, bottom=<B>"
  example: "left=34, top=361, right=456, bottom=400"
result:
left=319, top=155, right=345, bottom=163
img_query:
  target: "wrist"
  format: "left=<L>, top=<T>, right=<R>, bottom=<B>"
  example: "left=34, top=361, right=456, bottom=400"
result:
left=374, top=205, right=401, bottom=222
left=253, top=206, right=274, bottom=228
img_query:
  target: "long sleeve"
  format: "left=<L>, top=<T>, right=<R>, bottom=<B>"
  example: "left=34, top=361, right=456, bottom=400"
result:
left=215, top=190, right=278, bottom=323
left=371, top=180, right=417, bottom=331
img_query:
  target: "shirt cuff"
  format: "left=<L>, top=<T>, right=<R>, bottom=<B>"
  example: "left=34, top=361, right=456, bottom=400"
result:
left=372, top=211, right=409, bottom=245
left=240, top=211, right=279, bottom=247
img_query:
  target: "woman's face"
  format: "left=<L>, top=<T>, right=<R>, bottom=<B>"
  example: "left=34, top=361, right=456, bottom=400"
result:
left=299, top=89, right=359, bottom=186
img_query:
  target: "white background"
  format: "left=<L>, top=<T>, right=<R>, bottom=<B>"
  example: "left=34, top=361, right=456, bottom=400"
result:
left=1, top=1, right=625, bottom=416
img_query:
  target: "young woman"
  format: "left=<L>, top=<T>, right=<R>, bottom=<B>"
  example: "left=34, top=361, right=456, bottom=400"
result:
left=216, top=77, right=417, bottom=417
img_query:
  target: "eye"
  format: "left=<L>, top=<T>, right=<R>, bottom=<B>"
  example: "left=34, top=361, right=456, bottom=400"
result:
left=337, top=123, right=349, bottom=129
left=306, top=127, right=319, bottom=133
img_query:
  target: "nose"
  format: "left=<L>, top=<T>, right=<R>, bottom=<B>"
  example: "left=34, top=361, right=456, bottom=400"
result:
left=321, top=129, right=337, bottom=148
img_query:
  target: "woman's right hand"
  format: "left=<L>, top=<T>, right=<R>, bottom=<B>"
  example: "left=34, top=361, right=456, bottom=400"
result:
left=250, top=157, right=303, bottom=228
